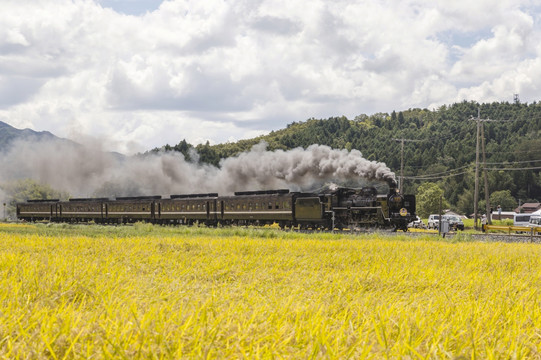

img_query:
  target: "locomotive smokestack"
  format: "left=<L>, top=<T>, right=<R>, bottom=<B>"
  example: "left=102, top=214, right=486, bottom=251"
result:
left=387, top=178, right=398, bottom=191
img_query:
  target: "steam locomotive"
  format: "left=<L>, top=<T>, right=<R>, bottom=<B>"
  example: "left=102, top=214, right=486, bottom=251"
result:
left=16, top=184, right=416, bottom=231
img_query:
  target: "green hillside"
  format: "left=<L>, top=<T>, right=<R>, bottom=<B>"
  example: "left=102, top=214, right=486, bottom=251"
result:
left=155, top=101, right=541, bottom=215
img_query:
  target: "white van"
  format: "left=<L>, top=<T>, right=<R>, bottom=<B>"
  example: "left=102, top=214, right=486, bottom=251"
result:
left=529, top=215, right=541, bottom=228
left=514, top=213, right=532, bottom=227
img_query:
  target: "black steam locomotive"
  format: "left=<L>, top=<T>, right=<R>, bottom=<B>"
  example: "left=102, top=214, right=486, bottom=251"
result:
left=16, top=185, right=416, bottom=231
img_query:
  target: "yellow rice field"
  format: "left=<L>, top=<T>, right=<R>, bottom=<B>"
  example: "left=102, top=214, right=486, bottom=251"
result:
left=0, top=223, right=540, bottom=358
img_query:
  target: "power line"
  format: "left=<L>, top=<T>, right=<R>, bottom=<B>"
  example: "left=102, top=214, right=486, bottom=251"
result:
left=404, top=171, right=469, bottom=181
left=484, top=165, right=541, bottom=171
left=485, top=159, right=541, bottom=165
left=405, top=165, right=471, bottom=178
left=485, top=149, right=541, bottom=155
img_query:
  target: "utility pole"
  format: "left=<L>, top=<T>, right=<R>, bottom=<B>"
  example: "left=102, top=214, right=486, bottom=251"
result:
left=481, top=122, right=491, bottom=224
left=392, top=138, right=423, bottom=193
left=471, top=108, right=495, bottom=230
left=473, top=109, right=481, bottom=230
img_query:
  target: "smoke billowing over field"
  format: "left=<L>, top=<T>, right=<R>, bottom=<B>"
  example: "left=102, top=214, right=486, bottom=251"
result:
left=0, top=139, right=395, bottom=201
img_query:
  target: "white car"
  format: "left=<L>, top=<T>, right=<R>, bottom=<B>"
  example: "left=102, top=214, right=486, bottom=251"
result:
left=408, top=216, right=425, bottom=229
left=529, top=215, right=541, bottom=228
left=427, top=214, right=440, bottom=229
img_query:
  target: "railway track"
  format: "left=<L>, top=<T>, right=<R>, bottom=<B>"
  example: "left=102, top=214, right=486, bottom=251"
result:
left=292, top=227, right=541, bottom=243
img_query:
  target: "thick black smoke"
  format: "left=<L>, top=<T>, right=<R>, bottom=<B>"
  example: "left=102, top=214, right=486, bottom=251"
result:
left=0, top=139, right=395, bottom=200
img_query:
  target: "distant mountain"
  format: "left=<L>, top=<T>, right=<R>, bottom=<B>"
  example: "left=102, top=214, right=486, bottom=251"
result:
left=0, top=121, right=70, bottom=153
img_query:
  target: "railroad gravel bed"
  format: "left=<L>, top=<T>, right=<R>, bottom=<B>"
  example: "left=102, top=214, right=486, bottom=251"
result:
left=366, top=229, right=541, bottom=243
left=420, top=231, right=541, bottom=243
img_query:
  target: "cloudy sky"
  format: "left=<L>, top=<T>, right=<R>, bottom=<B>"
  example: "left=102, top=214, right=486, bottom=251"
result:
left=1, top=0, right=541, bottom=154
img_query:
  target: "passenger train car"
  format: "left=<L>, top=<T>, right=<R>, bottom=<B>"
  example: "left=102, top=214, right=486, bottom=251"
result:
left=17, top=185, right=416, bottom=231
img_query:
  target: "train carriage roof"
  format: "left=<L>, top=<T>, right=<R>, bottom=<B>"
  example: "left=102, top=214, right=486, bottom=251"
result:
left=234, top=189, right=290, bottom=196
left=170, top=193, right=218, bottom=199
left=114, top=196, right=162, bottom=201
left=68, top=197, right=110, bottom=202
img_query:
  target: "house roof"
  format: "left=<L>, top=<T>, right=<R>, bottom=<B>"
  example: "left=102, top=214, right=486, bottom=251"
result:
left=514, top=203, right=541, bottom=213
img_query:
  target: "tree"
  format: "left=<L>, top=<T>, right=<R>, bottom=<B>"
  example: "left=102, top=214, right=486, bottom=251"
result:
left=0, top=179, right=69, bottom=218
left=489, top=190, right=517, bottom=212
left=195, top=141, right=220, bottom=166
left=456, top=188, right=474, bottom=216
left=416, top=182, right=449, bottom=218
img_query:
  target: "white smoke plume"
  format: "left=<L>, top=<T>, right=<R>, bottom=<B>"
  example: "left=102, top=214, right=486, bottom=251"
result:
left=0, top=139, right=395, bottom=199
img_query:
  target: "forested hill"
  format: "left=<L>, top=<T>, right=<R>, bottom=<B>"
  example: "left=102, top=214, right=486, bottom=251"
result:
left=154, top=101, right=541, bottom=215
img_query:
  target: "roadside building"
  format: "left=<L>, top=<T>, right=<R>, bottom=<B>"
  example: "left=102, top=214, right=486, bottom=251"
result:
left=490, top=211, right=514, bottom=220
left=514, top=202, right=541, bottom=214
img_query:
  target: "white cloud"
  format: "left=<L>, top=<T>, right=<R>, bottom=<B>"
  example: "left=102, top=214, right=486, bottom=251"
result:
left=0, top=0, right=540, bottom=154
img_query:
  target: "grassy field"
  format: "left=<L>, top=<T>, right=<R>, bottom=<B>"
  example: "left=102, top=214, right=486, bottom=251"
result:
left=0, top=223, right=540, bottom=358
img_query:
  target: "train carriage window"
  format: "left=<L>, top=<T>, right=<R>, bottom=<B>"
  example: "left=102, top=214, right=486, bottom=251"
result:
left=284, top=201, right=290, bottom=209
left=268, top=202, right=272, bottom=210
left=203, top=204, right=206, bottom=210
left=275, top=202, right=279, bottom=209
left=248, top=202, right=252, bottom=210
left=255, top=202, right=259, bottom=210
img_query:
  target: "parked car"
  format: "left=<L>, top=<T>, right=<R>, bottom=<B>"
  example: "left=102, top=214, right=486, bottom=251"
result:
left=427, top=214, right=440, bottom=229
left=514, top=213, right=532, bottom=227
left=529, top=215, right=541, bottom=228
left=408, top=216, right=425, bottom=229
left=442, top=215, right=464, bottom=231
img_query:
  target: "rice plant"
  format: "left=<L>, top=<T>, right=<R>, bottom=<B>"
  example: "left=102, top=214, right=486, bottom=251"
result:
left=0, top=223, right=540, bottom=358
